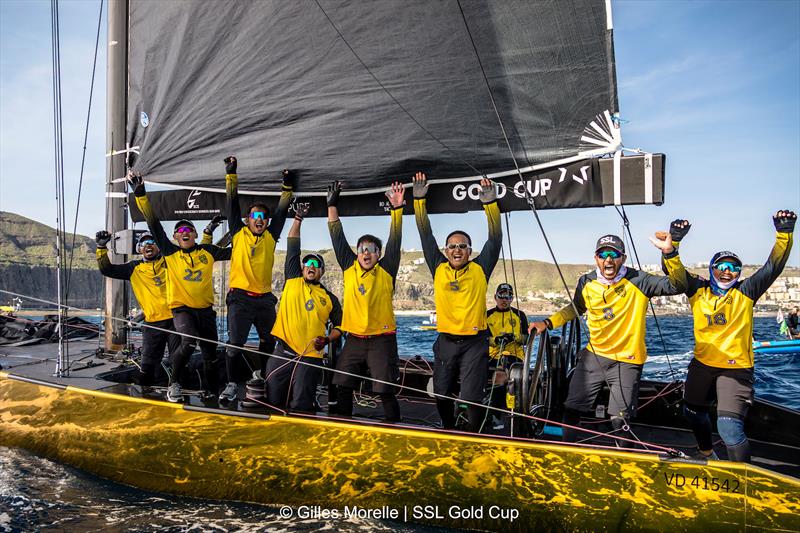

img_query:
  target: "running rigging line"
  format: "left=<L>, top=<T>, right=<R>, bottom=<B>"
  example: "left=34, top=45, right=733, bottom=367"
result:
left=65, top=0, right=104, bottom=302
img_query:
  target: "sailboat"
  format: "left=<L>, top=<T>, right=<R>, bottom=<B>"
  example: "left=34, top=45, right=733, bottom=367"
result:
left=1, top=1, right=798, bottom=531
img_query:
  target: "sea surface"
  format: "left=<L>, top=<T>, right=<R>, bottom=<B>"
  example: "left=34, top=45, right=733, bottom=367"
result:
left=2, top=315, right=798, bottom=532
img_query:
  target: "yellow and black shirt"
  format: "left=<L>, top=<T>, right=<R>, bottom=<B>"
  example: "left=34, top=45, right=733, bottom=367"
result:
left=487, top=306, right=528, bottom=360
left=548, top=256, right=684, bottom=365
left=663, top=232, right=793, bottom=369
left=271, top=236, right=342, bottom=357
left=96, top=248, right=172, bottom=323
left=414, top=198, right=502, bottom=335
left=226, top=173, right=292, bottom=294
left=135, top=194, right=231, bottom=310
left=329, top=207, right=402, bottom=336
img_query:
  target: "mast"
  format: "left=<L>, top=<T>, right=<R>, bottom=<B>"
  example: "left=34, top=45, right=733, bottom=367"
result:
left=104, top=0, right=129, bottom=350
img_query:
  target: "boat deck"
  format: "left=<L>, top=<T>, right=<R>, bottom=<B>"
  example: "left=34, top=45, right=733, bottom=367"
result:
left=2, top=339, right=799, bottom=479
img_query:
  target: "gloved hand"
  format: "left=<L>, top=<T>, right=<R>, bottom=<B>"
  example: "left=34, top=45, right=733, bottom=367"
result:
left=313, top=336, right=330, bottom=351
left=773, top=210, right=797, bottom=233
left=327, top=180, right=342, bottom=207
left=478, top=178, right=497, bottom=204
left=293, top=203, right=310, bottom=221
left=224, top=156, right=237, bottom=175
left=204, top=215, right=225, bottom=235
left=95, top=230, right=112, bottom=249
left=669, top=219, right=691, bottom=243
left=412, top=172, right=429, bottom=199
left=126, top=170, right=145, bottom=196
left=282, top=169, right=295, bottom=190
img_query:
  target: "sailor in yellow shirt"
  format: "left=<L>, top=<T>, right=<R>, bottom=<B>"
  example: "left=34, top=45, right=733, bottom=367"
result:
left=413, top=172, right=502, bottom=432
left=327, top=180, right=405, bottom=422
left=658, top=212, right=795, bottom=462
left=266, top=205, right=342, bottom=413
left=486, top=283, right=528, bottom=431
left=129, top=172, right=232, bottom=403
left=95, top=230, right=181, bottom=386
left=219, top=157, right=294, bottom=403
left=530, top=234, right=683, bottom=444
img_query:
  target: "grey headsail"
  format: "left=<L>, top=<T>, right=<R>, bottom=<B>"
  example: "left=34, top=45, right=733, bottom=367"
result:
left=125, top=0, right=663, bottom=220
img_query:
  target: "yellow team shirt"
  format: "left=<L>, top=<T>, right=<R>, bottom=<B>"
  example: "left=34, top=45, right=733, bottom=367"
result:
left=96, top=248, right=172, bottom=322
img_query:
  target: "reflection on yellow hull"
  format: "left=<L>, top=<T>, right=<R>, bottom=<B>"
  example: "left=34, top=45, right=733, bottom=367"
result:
left=1, top=373, right=798, bottom=532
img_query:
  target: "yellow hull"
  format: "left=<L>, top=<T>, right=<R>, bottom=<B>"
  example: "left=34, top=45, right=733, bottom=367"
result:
left=1, top=373, right=798, bottom=532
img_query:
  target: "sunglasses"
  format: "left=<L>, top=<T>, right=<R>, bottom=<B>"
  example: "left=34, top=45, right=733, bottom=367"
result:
left=597, top=249, right=622, bottom=260
left=358, top=244, right=379, bottom=254
left=713, top=261, right=741, bottom=273
left=304, top=258, right=321, bottom=268
left=446, top=243, right=470, bottom=250
left=175, top=227, right=194, bottom=234
left=250, top=211, right=266, bottom=220
left=496, top=293, right=513, bottom=300
left=139, top=239, right=156, bottom=247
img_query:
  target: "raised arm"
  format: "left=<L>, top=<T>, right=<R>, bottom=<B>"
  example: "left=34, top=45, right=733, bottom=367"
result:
left=412, top=172, right=446, bottom=277
left=201, top=215, right=225, bottom=245
left=472, top=179, right=502, bottom=281
left=284, top=204, right=308, bottom=279
left=129, top=172, right=177, bottom=256
left=531, top=278, right=588, bottom=334
left=94, top=231, right=135, bottom=280
left=740, top=211, right=796, bottom=300
left=651, top=220, right=703, bottom=298
left=267, top=169, right=295, bottom=242
left=378, top=182, right=405, bottom=280
left=326, top=180, right=357, bottom=268
left=224, top=157, right=246, bottom=235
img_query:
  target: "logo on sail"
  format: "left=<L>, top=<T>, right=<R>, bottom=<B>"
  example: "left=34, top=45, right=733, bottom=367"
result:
left=558, top=165, right=590, bottom=185
left=187, top=190, right=202, bottom=209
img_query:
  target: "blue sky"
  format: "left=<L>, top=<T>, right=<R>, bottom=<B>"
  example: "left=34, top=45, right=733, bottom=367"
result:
left=1, top=0, right=798, bottom=267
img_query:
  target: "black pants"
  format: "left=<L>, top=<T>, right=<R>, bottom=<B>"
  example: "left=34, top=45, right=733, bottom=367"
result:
left=226, top=289, right=277, bottom=381
left=171, top=306, right=219, bottom=392
left=332, top=334, right=400, bottom=421
left=265, top=342, right=323, bottom=413
left=433, top=332, right=489, bottom=431
left=140, top=318, right=181, bottom=386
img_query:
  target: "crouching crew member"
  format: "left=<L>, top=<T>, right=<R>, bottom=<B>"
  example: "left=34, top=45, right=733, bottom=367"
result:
left=530, top=234, right=683, bottom=444
left=130, top=171, right=232, bottom=403
left=219, top=156, right=294, bottom=403
left=658, top=212, right=795, bottom=462
left=267, top=205, right=342, bottom=413
left=327, top=180, right=405, bottom=422
left=95, top=231, right=180, bottom=386
left=413, top=172, right=502, bottom=432
left=486, top=283, right=528, bottom=430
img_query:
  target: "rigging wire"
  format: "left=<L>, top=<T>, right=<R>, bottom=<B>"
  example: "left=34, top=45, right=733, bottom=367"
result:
left=50, top=0, right=69, bottom=376
left=614, top=205, right=678, bottom=380
left=0, top=287, right=681, bottom=456
left=65, top=0, right=104, bottom=302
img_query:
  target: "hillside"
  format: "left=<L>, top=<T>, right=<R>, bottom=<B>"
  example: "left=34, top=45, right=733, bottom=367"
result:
left=0, top=211, right=96, bottom=269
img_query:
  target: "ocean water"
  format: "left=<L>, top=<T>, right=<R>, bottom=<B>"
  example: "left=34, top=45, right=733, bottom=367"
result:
left=2, top=315, right=798, bottom=532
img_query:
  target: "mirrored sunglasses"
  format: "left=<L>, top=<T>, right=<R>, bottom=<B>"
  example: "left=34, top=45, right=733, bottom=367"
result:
left=175, top=226, right=194, bottom=234
left=496, top=293, right=513, bottom=300
left=358, top=244, right=379, bottom=254
left=713, top=261, right=741, bottom=273
left=597, top=249, right=622, bottom=260
left=250, top=211, right=266, bottom=220
left=303, top=258, right=321, bottom=268
left=139, top=239, right=156, bottom=247
left=446, top=243, right=470, bottom=250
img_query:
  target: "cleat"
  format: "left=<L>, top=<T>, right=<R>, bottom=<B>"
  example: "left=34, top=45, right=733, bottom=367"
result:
left=166, top=383, right=183, bottom=403
left=219, top=382, right=238, bottom=402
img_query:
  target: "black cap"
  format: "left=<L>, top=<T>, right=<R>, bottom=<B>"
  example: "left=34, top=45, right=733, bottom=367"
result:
left=495, top=283, right=513, bottom=297
left=301, top=253, right=325, bottom=270
left=173, top=219, right=196, bottom=232
left=595, top=234, right=625, bottom=254
left=711, top=251, right=742, bottom=267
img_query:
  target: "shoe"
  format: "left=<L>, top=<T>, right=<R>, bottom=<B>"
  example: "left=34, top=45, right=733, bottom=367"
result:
left=166, top=383, right=182, bottom=403
left=219, top=382, right=238, bottom=402
left=690, top=448, right=719, bottom=461
left=252, top=370, right=263, bottom=381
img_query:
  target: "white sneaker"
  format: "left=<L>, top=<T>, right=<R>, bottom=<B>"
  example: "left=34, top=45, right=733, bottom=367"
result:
left=219, top=382, right=238, bottom=402
left=252, top=370, right=263, bottom=381
left=166, top=383, right=182, bottom=403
